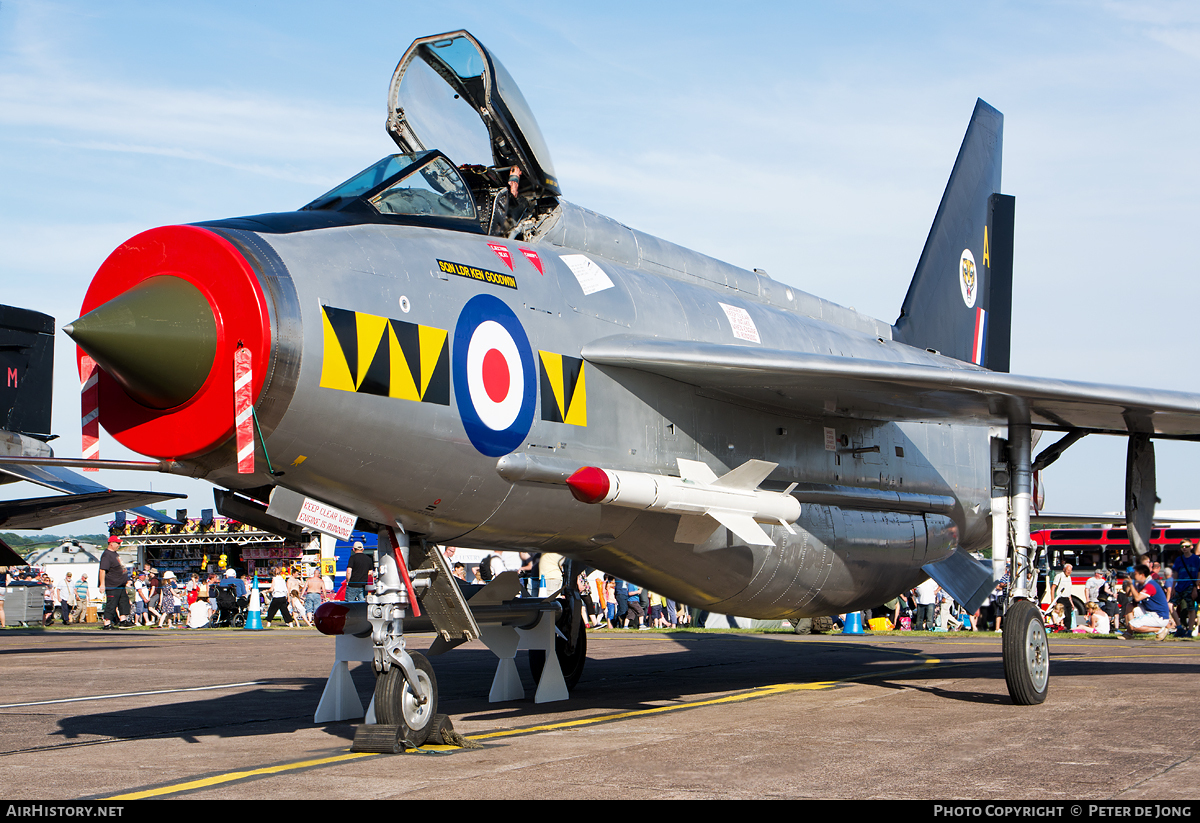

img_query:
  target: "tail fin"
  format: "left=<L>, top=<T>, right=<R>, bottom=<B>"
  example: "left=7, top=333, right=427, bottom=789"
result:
left=0, top=305, right=54, bottom=437
left=894, top=99, right=1014, bottom=372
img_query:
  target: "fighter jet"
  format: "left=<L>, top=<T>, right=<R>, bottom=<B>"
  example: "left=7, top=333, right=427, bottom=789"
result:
left=57, top=30, right=1200, bottom=744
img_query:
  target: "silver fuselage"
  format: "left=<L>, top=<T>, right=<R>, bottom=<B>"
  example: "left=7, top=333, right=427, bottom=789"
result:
left=194, top=203, right=990, bottom=619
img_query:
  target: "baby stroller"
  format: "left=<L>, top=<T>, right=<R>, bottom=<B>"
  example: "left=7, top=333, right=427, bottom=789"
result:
left=211, top=583, right=246, bottom=628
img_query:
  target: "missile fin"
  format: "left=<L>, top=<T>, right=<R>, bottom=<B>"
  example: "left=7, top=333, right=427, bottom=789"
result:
left=711, top=459, right=778, bottom=491
left=674, top=513, right=721, bottom=545
left=708, top=510, right=776, bottom=547
left=468, top=571, right=523, bottom=606
left=677, top=458, right=718, bottom=485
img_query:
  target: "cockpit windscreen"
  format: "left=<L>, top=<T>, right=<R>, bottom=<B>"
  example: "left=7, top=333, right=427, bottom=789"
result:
left=302, top=151, right=477, bottom=223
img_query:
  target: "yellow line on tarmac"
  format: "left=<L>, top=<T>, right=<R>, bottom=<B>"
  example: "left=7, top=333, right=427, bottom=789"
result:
left=107, top=752, right=379, bottom=799
left=1066, top=650, right=1200, bottom=660
left=467, top=680, right=842, bottom=742
left=106, top=656, right=947, bottom=798
left=468, top=657, right=950, bottom=743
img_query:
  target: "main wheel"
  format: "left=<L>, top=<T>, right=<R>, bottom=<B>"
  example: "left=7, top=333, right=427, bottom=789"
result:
left=529, top=616, right=587, bottom=690
left=374, top=651, right=437, bottom=746
left=1003, top=600, right=1049, bottom=705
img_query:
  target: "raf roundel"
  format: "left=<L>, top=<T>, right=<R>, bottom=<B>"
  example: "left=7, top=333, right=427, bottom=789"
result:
left=452, top=294, right=537, bottom=457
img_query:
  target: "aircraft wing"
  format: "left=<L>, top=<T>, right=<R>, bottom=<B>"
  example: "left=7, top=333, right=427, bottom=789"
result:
left=0, top=462, right=182, bottom=523
left=0, top=536, right=23, bottom=566
left=0, top=490, right=185, bottom=531
left=582, top=336, right=1200, bottom=438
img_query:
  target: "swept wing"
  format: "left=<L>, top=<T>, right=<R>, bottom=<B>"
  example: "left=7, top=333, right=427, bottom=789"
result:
left=582, top=336, right=1200, bottom=438
left=0, top=461, right=182, bottom=524
left=0, top=489, right=184, bottom=531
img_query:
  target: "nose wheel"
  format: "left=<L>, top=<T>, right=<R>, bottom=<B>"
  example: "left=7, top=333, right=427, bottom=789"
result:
left=1003, top=600, right=1048, bottom=705
left=375, top=651, right=438, bottom=747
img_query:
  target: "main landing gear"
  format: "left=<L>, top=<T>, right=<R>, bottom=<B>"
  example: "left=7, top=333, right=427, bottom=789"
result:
left=998, top=403, right=1050, bottom=706
left=528, top=611, right=587, bottom=690
left=527, top=558, right=588, bottom=692
left=1002, top=600, right=1048, bottom=705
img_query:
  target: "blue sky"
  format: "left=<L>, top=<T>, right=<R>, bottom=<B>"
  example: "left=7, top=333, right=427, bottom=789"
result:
left=1, top=0, right=1198, bottom=534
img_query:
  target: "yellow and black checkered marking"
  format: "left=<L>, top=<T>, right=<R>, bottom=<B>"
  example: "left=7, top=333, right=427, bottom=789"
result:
left=539, top=352, right=586, bottom=426
left=320, top=305, right=449, bottom=404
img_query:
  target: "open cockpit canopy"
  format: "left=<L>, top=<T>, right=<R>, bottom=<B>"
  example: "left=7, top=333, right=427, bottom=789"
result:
left=387, top=30, right=560, bottom=199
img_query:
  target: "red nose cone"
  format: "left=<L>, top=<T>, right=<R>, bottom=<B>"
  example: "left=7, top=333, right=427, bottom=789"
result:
left=567, top=466, right=611, bottom=504
left=73, top=225, right=271, bottom=460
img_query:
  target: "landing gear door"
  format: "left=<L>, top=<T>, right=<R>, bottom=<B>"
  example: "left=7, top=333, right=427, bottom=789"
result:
left=387, top=30, right=561, bottom=199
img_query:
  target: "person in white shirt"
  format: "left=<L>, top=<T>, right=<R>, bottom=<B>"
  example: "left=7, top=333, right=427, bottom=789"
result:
left=913, top=577, right=939, bottom=631
left=1051, top=564, right=1074, bottom=606
left=265, top=567, right=297, bottom=627
left=1072, top=601, right=1111, bottom=634
left=61, top=572, right=77, bottom=626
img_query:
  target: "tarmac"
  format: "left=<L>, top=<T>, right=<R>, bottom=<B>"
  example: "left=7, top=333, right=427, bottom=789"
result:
left=2, top=624, right=1199, bottom=801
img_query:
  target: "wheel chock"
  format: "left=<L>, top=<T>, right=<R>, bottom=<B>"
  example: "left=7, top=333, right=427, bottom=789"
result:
left=351, top=723, right=411, bottom=753
left=351, top=715, right=482, bottom=752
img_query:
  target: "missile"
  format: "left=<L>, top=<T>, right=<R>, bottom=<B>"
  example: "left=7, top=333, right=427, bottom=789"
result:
left=565, top=458, right=800, bottom=547
left=314, top=598, right=560, bottom=638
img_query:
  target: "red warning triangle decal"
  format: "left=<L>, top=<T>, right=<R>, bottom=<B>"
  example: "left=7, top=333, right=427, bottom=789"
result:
left=519, top=248, right=544, bottom=275
left=488, top=243, right=514, bottom=271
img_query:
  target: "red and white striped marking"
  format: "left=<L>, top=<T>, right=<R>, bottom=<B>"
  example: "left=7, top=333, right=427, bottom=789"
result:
left=80, top=355, right=99, bottom=471
left=971, top=307, right=988, bottom=366
left=234, top=347, right=254, bottom=474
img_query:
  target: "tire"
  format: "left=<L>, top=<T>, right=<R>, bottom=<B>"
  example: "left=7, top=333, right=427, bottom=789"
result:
left=374, top=651, right=437, bottom=747
left=529, top=617, right=587, bottom=691
left=1003, top=600, right=1049, bottom=705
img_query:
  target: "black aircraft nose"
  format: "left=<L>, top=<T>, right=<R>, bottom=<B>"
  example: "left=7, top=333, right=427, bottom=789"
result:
left=65, top=274, right=217, bottom=410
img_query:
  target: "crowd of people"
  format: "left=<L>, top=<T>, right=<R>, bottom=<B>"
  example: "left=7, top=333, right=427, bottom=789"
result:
left=1037, top=541, right=1200, bottom=640
left=0, top=568, right=92, bottom=628
left=123, top=562, right=334, bottom=630
left=448, top=547, right=697, bottom=629
left=860, top=540, right=1200, bottom=640
left=6, top=535, right=1198, bottom=639
left=0, top=535, right=340, bottom=630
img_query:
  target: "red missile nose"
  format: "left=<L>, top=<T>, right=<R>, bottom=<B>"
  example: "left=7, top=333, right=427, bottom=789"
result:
left=567, top=466, right=611, bottom=504
left=314, top=601, right=350, bottom=636
left=69, top=226, right=271, bottom=460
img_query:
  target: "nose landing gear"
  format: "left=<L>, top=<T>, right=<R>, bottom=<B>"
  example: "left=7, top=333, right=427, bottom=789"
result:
left=374, top=650, right=438, bottom=746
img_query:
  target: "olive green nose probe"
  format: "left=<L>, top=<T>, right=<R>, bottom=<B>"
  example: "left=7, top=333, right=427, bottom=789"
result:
left=64, top=275, right=218, bottom=410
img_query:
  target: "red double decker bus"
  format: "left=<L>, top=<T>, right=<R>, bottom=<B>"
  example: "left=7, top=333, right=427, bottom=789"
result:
left=1031, top=525, right=1200, bottom=610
